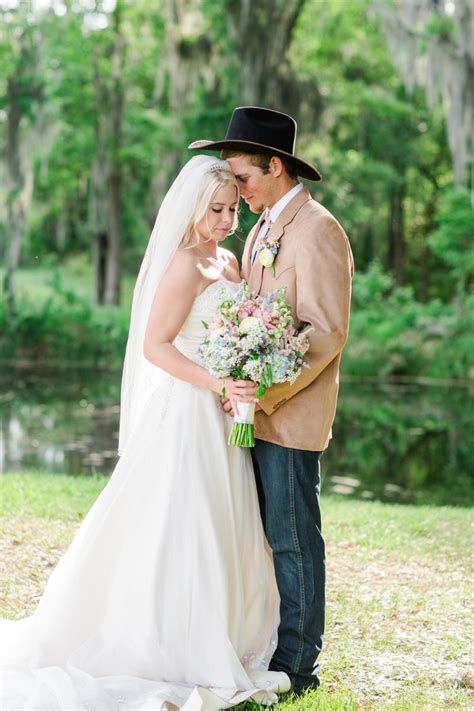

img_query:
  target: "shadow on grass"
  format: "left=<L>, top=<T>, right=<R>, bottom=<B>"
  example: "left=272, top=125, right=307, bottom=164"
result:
left=234, top=687, right=357, bottom=710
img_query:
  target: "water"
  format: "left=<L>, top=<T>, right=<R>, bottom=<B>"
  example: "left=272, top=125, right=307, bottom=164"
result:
left=1, top=367, right=472, bottom=505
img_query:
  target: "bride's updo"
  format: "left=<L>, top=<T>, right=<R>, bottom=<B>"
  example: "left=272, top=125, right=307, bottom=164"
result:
left=182, top=161, right=239, bottom=247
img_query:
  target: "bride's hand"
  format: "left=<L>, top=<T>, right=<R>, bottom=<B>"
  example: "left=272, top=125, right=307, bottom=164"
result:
left=215, top=377, right=257, bottom=403
left=222, top=397, right=262, bottom=416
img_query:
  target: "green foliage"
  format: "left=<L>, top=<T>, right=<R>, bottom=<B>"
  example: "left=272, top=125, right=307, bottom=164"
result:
left=1, top=253, right=473, bottom=382
left=290, top=0, right=453, bottom=276
left=427, top=186, right=474, bottom=291
left=344, top=261, right=474, bottom=379
left=0, top=0, right=470, bottom=382
left=0, top=272, right=129, bottom=364
left=423, top=13, right=455, bottom=42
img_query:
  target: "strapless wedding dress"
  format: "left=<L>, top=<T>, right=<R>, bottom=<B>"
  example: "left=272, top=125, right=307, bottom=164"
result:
left=0, top=280, right=289, bottom=710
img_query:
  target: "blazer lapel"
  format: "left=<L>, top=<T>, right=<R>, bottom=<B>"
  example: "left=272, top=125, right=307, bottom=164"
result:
left=249, top=244, right=265, bottom=293
left=248, top=187, right=311, bottom=293
left=243, top=212, right=265, bottom=281
left=271, top=187, right=311, bottom=240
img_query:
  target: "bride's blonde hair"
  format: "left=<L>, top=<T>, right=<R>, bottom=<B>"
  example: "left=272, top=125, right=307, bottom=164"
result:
left=182, top=167, right=239, bottom=247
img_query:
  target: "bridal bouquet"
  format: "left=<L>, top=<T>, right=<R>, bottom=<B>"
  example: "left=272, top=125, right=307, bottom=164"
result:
left=199, top=282, right=310, bottom=447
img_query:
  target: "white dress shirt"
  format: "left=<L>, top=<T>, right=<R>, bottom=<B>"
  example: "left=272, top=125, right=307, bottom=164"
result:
left=267, top=181, right=304, bottom=224
left=252, top=182, right=304, bottom=263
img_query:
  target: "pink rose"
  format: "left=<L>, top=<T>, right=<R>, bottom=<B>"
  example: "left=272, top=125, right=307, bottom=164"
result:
left=238, top=308, right=251, bottom=321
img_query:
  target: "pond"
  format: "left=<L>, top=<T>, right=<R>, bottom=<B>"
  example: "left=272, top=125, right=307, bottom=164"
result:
left=1, top=367, right=472, bottom=506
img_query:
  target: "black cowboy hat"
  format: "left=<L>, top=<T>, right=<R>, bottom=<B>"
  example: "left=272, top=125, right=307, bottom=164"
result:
left=188, top=106, right=321, bottom=181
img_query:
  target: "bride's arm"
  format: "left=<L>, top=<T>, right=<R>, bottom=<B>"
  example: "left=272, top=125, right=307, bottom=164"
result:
left=143, top=253, right=256, bottom=403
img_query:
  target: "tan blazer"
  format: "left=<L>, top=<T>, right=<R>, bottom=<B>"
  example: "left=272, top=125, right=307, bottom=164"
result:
left=241, top=187, right=354, bottom=451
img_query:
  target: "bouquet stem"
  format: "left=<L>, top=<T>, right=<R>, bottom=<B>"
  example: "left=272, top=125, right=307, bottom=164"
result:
left=228, top=402, right=256, bottom=447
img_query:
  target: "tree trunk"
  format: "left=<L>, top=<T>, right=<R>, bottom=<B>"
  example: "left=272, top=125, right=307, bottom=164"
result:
left=360, top=224, right=374, bottom=270
left=93, top=232, right=108, bottom=305
left=4, top=212, right=22, bottom=315
left=55, top=210, right=67, bottom=254
left=104, top=1, right=124, bottom=306
left=89, top=4, right=124, bottom=306
left=90, top=54, right=109, bottom=306
left=4, top=75, right=24, bottom=314
left=388, top=184, right=405, bottom=285
left=226, top=0, right=306, bottom=108
left=153, top=0, right=307, bottom=211
left=3, top=19, right=44, bottom=314
left=1, top=397, right=13, bottom=472
left=90, top=110, right=109, bottom=305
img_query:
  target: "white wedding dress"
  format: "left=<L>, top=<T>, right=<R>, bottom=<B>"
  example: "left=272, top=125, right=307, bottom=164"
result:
left=0, top=280, right=290, bottom=710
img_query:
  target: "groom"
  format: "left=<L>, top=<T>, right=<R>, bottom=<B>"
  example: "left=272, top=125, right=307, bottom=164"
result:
left=189, top=107, right=353, bottom=692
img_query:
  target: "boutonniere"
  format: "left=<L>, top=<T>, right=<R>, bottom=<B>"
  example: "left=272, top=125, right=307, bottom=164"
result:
left=255, top=234, right=279, bottom=276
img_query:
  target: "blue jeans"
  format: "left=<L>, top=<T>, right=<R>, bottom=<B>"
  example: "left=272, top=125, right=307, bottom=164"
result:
left=251, top=439, right=325, bottom=691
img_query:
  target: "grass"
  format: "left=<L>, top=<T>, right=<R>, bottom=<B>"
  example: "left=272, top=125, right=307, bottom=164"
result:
left=1, top=472, right=473, bottom=709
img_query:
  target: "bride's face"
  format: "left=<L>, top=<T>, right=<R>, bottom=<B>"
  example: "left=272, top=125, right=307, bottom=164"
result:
left=196, top=183, right=238, bottom=242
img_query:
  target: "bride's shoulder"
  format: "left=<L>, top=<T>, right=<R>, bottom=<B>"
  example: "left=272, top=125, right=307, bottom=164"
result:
left=169, top=246, right=200, bottom=270
left=162, top=248, right=202, bottom=288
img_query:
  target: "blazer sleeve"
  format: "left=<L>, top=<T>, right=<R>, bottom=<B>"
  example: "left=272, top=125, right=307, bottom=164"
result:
left=259, top=214, right=353, bottom=416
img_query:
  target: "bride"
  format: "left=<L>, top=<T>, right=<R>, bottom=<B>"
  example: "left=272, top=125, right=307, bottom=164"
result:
left=0, top=156, right=290, bottom=710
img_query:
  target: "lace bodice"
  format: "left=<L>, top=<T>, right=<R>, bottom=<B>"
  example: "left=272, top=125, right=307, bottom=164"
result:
left=173, top=279, right=240, bottom=363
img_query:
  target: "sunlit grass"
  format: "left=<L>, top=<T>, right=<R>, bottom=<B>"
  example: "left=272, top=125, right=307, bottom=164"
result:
left=0, top=471, right=107, bottom=520
left=1, top=473, right=472, bottom=709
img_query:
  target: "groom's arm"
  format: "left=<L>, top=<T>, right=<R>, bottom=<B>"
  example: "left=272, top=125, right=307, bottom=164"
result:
left=258, top=214, right=353, bottom=416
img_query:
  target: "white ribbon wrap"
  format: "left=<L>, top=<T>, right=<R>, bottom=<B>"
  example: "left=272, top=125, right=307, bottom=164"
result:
left=234, top=402, right=255, bottom=425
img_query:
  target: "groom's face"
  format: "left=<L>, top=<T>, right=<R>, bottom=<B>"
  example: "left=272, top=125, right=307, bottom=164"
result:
left=226, top=155, right=275, bottom=214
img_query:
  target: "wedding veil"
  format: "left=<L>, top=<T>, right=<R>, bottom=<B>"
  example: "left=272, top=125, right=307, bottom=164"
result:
left=118, top=154, right=232, bottom=455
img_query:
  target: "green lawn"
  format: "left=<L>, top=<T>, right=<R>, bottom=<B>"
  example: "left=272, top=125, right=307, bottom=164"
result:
left=1, top=472, right=472, bottom=710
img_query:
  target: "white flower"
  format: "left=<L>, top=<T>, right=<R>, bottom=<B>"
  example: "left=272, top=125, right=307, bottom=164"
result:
left=259, top=247, right=275, bottom=268
left=209, top=327, right=226, bottom=342
left=239, top=316, right=263, bottom=335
